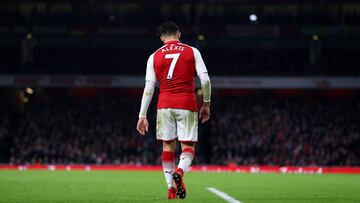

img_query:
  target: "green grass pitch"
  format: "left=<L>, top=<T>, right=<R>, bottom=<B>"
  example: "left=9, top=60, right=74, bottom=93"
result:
left=0, top=170, right=359, bottom=203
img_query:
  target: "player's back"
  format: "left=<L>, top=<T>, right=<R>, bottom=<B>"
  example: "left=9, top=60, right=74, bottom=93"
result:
left=152, top=40, right=197, bottom=111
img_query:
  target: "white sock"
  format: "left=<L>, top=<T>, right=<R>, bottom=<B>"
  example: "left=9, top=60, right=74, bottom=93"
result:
left=162, top=151, right=175, bottom=188
left=177, top=148, right=195, bottom=176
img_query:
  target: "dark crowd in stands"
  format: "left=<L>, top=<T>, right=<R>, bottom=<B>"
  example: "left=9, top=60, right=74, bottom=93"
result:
left=0, top=94, right=359, bottom=166
left=1, top=2, right=360, bottom=77
left=1, top=45, right=360, bottom=76
left=1, top=2, right=360, bottom=26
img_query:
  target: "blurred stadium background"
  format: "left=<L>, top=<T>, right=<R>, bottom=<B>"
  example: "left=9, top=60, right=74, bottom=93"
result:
left=0, top=0, right=360, bottom=203
left=0, top=1, right=359, bottom=202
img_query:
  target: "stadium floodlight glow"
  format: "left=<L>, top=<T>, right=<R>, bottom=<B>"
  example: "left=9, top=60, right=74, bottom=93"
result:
left=249, top=14, right=258, bottom=22
left=312, top=34, right=319, bottom=41
left=197, top=34, right=205, bottom=41
left=26, top=33, right=32, bottom=40
left=25, top=87, right=34, bottom=95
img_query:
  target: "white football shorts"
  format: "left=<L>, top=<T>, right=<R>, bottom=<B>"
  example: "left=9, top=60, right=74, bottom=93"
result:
left=156, top=108, right=198, bottom=142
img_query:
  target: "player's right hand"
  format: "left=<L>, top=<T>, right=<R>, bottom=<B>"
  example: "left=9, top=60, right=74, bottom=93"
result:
left=136, top=117, right=149, bottom=135
left=199, top=102, right=210, bottom=123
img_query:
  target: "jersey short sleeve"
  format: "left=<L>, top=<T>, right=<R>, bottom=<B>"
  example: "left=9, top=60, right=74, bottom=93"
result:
left=191, top=47, right=208, bottom=76
left=145, top=53, right=156, bottom=82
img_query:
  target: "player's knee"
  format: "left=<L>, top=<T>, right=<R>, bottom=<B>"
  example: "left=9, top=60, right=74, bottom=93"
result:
left=180, top=141, right=196, bottom=150
left=162, top=140, right=176, bottom=152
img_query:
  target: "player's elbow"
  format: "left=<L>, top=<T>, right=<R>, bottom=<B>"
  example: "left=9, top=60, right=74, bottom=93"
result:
left=144, top=81, right=155, bottom=92
left=199, top=73, right=211, bottom=103
left=199, top=73, right=210, bottom=85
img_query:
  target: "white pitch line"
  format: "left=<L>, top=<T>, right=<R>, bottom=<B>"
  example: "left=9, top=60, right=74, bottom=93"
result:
left=207, top=187, right=243, bottom=203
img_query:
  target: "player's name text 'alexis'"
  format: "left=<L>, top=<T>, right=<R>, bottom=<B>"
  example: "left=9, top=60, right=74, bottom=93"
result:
left=161, top=44, right=185, bottom=53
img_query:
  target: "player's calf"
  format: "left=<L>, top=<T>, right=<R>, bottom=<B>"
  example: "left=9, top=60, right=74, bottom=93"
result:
left=162, top=150, right=175, bottom=188
left=173, top=147, right=195, bottom=199
left=178, top=147, right=195, bottom=174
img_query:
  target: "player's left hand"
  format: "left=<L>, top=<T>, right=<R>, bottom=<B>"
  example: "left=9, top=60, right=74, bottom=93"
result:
left=136, top=117, right=149, bottom=135
left=199, top=102, right=211, bottom=123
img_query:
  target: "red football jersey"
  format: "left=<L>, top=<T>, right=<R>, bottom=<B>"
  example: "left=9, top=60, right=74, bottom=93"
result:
left=145, top=40, right=208, bottom=112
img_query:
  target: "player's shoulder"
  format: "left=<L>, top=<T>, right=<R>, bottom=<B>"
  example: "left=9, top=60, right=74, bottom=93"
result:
left=150, top=45, right=167, bottom=56
left=184, top=45, right=202, bottom=59
left=178, top=42, right=198, bottom=53
left=146, top=45, right=165, bottom=62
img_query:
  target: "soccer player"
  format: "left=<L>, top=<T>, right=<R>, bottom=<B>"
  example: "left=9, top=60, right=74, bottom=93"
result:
left=136, top=22, right=211, bottom=199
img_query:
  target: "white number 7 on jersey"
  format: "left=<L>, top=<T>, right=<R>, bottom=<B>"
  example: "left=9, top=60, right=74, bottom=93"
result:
left=165, top=53, right=180, bottom=79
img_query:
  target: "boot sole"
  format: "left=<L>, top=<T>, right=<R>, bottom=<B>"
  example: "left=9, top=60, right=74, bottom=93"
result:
left=173, top=172, right=186, bottom=199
